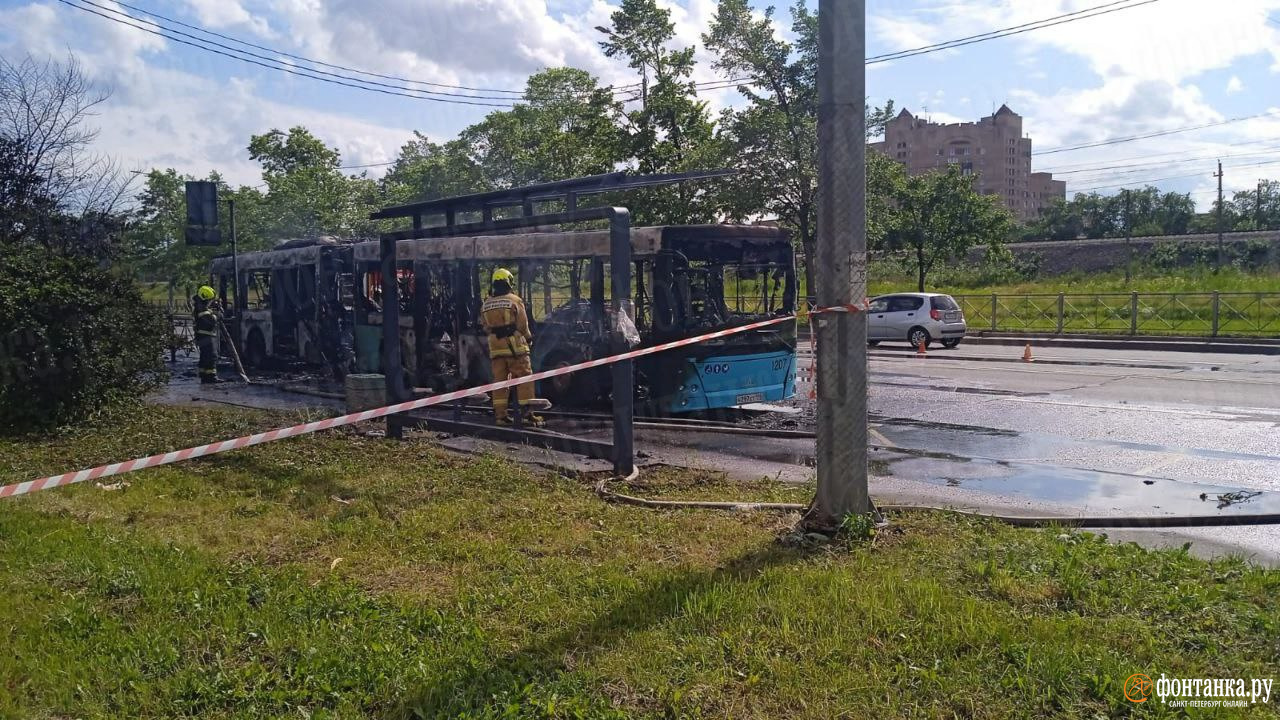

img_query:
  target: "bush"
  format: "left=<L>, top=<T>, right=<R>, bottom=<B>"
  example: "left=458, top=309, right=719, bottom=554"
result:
left=1234, top=239, right=1272, bottom=271
left=0, top=243, right=168, bottom=434
left=936, top=248, right=1041, bottom=288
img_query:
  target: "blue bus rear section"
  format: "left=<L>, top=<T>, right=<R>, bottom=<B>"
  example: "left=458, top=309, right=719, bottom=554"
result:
left=659, top=350, right=796, bottom=413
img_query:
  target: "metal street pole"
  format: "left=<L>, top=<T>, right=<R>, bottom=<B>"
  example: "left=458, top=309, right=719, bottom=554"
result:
left=229, top=198, right=239, bottom=305
left=808, top=0, right=872, bottom=531
left=1259, top=179, right=1265, bottom=229
left=1123, top=189, right=1132, bottom=286
left=1214, top=160, right=1224, bottom=274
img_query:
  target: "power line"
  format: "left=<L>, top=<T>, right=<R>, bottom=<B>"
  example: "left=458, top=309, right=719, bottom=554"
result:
left=108, top=0, right=528, bottom=95
left=689, top=2, right=1158, bottom=93
left=68, top=0, right=525, bottom=103
left=1069, top=158, right=1280, bottom=193
left=1039, top=136, right=1280, bottom=172
left=339, top=160, right=396, bottom=170
left=866, top=0, right=1159, bottom=65
left=1049, top=146, right=1280, bottom=178
left=87, top=0, right=744, bottom=102
left=61, top=0, right=1177, bottom=118
left=59, top=0, right=518, bottom=107
left=1035, top=110, right=1280, bottom=155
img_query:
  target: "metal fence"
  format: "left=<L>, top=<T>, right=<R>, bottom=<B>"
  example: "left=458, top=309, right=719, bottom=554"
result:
left=148, top=301, right=196, bottom=359
left=954, top=292, right=1280, bottom=338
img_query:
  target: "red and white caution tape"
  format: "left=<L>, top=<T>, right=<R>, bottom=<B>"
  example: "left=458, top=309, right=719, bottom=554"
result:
left=1, top=312, right=826, bottom=499
left=806, top=299, right=871, bottom=316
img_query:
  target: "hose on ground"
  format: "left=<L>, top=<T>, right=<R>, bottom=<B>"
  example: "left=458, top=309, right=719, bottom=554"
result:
left=594, top=475, right=1280, bottom=528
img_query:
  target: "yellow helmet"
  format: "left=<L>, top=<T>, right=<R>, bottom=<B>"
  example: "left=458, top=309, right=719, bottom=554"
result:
left=197, top=285, right=216, bottom=301
left=491, top=268, right=515, bottom=284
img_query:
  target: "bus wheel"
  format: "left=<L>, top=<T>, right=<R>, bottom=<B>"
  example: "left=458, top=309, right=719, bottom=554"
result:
left=541, top=352, right=590, bottom=404
left=244, top=329, right=267, bottom=369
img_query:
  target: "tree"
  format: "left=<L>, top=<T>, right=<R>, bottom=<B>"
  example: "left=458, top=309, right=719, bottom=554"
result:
left=705, top=0, right=815, bottom=281
left=0, top=53, right=167, bottom=432
left=382, top=133, right=486, bottom=208
left=866, top=99, right=896, bottom=139
left=0, top=54, right=135, bottom=253
left=127, top=169, right=270, bottom=289
left=705, top=0, right=899, bottom=293
left=458, top=68, right=623, bottom=190
left=1026, top=198, right=1084, bottom=241
left=1229, top=179, right=1280, bottom=231
left=600, top=0, right=725, bottom=224
left=249, top=126, right=381, bottom=239
left=1025, top=186, right=1197, bottom=241
left=886, top=165, right=1014, bottom=291
left=0, top=242, right=168, bottom=433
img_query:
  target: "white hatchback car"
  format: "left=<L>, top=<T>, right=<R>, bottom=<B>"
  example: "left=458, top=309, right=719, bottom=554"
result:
left=866, top=293, right=967, bottom=348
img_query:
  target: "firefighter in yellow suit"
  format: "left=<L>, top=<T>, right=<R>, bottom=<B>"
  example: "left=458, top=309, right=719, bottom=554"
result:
left=481, top=268, right=545, bottom=425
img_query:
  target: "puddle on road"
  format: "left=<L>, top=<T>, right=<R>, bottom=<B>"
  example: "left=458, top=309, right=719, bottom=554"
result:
left=878, top=451, right=1280, bottom=516
left=878, top=416, right=1280, bottom=466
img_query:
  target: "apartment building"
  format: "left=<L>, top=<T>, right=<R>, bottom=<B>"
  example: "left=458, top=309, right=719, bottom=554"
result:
left=870, top=104, right=1066, bottom=221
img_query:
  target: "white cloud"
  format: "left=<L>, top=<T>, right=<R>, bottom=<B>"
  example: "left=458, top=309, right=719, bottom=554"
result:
left=872, top=0, right=1280, bottom=84
left=0, top=1, right=414, bottom=186
left=185, top=0, right=274, bottom=38
left=272, top=0, right=615, bottom=93
left=869, top=0, right=1280, bottom=201
left=269, top=0, right=750, bottom=116
left=1226, top=75, right=1244, bottom=94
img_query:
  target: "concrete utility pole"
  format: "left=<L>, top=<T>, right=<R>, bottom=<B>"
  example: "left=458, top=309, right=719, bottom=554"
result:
left=808, top=0, right=872, bottom=530
left=1259, top=179, right=1266, bottom=229
left=1123, top=189, right=1132, bottom=286
left=1214, top=160, right=1224, bottom=274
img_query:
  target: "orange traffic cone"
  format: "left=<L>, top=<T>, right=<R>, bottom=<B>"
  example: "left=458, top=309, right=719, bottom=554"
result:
left=1022, top=343, right=1034, bottom=363
left=916, top=339, right=927, bottom=356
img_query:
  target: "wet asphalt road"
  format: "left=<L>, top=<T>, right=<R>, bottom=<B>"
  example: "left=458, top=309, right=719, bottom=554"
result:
left=658, top=340, right=1280, bottom=563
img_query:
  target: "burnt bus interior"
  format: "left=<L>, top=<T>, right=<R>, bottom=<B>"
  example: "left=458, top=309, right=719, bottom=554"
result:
left=207, top=172, right=793, bottom=414
left=349, top=224, right=796, bottom=407
left=208, top=237, right=356, bottom=373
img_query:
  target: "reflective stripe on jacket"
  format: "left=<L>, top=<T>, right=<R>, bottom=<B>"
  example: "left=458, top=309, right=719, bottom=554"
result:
left=481, top=293, right=531, bottom=357
left=195, top=309, right=219, bottom=338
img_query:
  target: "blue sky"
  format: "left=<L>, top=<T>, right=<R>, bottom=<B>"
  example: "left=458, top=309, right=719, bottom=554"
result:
left=1, top=0, right=1278, bottom=209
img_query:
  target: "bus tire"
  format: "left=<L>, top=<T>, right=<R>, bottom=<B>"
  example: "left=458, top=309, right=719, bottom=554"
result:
left=244, top=329, right=267, bottom=369
left=541, top=351, right=592, bottom=405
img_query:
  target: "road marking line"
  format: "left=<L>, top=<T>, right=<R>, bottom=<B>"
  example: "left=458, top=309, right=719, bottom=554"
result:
left=1002, top=396, right=1227, bottom=418
left=870, top=358, right=1280, bottom=387
left=868, top=427, right=896, bottom=448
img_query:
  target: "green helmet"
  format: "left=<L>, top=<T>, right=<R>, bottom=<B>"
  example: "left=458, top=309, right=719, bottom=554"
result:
left=197, top=285, right=216, bottom=301
left=491, top=268, right=515, bottom=284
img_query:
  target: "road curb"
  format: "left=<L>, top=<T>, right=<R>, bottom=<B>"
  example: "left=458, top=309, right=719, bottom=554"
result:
left=963, top=335, right=1280, bottom=355
left=795, top=329, right=1280, bottom=355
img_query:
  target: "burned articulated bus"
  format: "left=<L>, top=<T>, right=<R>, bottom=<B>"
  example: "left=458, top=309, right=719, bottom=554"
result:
left=349, top=224, right=798, bottom=413
left=208, top=237, right=356, bottom=374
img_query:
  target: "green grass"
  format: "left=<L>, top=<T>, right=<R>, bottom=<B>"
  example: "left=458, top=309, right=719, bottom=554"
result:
left=1, top=406, right=1278, bottom=718
left=853, top=267, right=1280, bottom=337
left=139, top=282, right=178, bottom=303
left=924, top=267, right=1280, bottom=297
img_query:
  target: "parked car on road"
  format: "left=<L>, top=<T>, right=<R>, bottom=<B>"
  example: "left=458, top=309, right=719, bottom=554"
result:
left=866, top=293, right=966, bottom=348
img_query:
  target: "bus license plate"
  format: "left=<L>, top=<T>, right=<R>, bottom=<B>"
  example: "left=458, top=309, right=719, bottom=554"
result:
left=735, top=392, right=765, bottom=405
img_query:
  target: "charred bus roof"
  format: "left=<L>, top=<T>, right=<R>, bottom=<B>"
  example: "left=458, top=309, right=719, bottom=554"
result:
left=209, top=236, right=357, bottom=273
left=209, top=225, right=791, bottom=274
left=350, top=224, right=791, bottom=264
